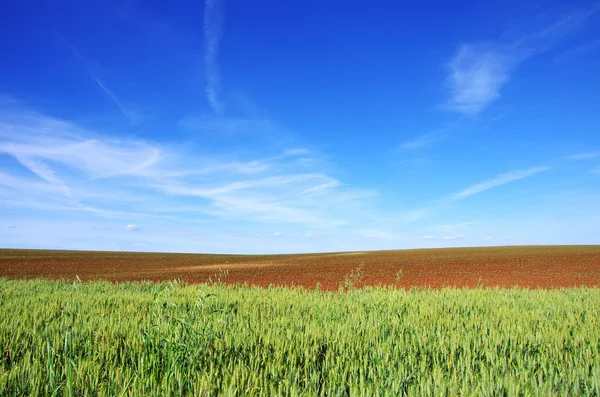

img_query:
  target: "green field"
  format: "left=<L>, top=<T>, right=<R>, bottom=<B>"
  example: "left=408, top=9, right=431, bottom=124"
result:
left=1, top=279, right=600, bottom=396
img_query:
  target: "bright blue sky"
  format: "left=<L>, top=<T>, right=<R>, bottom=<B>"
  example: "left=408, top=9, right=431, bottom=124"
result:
left=1, top=0, right=599, bottom=254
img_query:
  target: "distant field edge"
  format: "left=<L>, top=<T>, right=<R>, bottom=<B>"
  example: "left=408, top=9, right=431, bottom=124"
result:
left=1, top=245, right=599, bottom=290
left=1, top=244, right=600, bottom=256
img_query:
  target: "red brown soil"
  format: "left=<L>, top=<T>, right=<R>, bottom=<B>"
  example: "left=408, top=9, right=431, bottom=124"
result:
left=1, top=246, right=599, bottom=290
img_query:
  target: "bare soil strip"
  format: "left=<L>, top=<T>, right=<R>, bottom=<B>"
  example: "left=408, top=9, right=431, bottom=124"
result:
left=1, top=246, right=599, bottom=290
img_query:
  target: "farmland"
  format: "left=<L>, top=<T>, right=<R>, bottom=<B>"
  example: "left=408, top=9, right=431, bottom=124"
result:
left=1, top=246, right=599, bottom=290
left=1, top=279, right=600, bottom=395
left=2, top=246, right=600, bottom=395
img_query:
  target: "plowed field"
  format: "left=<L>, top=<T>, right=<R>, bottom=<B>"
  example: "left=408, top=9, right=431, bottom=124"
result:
left=1, top=246, right=599, bottom=290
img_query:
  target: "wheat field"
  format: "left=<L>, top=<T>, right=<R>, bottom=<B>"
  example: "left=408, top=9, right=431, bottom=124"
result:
left=1, top=279, right=599, bottom=396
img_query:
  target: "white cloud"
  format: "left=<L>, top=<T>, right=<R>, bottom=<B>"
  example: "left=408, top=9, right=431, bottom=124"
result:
left=451, top=166, right=551, bottom=199
left=11, top=154, right=78, bottom=204
left=400, top=130, right=446, bottom=150
left=299, top=181, right=342, bottom=195
left=125, top=224, right=140, bottom=232
left=0, top=133, right=161, bottom=180
left=567, top=151, right=600, bottom=160
left=155, top=173, right=334, bottom=197
left=90, top=76, right=140, bottom=123
left=446, top=6, right=599, bottom=115
left=441, top=235, right=465, bottom=240
left=0, top=105, right=371, bottom=230
left=270, top=232, right=316, bottom=238
left=483, top=236, right=493, bottom=241
left=421, top=235, right=435, bottom=240
left=204, top=0, right=225, bottom=114
left=447, top=43, right=522, bottom=115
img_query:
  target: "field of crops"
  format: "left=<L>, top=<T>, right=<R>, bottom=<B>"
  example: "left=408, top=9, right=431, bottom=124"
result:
left=1, top=279, right=599, bottom=395
left=1, top=246, right=600, bottom=289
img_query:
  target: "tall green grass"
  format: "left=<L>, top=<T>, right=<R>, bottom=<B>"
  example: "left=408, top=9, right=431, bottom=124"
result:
left=1, top=279, right=599, bottom=396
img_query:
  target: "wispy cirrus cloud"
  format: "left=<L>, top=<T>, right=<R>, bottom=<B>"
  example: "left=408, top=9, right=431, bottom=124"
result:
left=441, top=235, right=465, bottom=240
left=12, top=155, right=76, bottom=201
left=384, top=165, right=552, bottom=226
left=447, top=43, right=522, bottom=115
left=69, top=44, right=140, bottom=123
left=265, top=232, right=314, bottom=238
left=446, top=6, right=599, bottom=115
left=0, top=134, right=161, bottom=180
left=397, top=117, right=467, bottom=152
left=451, top=166, right=551, bottom=199
left=89, top=78, right=139, bottom=122
left=203, top=0, right=225, bottom=114
left=0, top=104, right=372, bottom=230
left=567, top=150, right=600, bottom=160
left=400, top=130, right=446, bottom=150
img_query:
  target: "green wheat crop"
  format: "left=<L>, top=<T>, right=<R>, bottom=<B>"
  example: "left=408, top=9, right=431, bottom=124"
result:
left=1, top=279, right=599, bottom=396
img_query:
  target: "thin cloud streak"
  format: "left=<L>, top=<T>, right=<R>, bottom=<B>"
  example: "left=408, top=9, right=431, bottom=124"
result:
left=69, top=44, right=138, bottom=123
left=380, top=164, right=552, bottom=226
left=400, top=130, right=446, bottom=150
left=398, top=117, right=464, bottom=152
left=451, top=166, right=551, bottom=199
left=567, top=151, right=600, bottom=160
left=90, top=77, right=135, bottom=122
left=12, top=155, right=75, bottom=200
left=204, top=0, right=225, bottom=114
left=441, top=235, right=465, bottom=240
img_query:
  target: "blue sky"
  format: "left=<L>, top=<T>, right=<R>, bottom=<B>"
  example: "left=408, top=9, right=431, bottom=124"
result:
left=1, top=0, right=599, bottom=254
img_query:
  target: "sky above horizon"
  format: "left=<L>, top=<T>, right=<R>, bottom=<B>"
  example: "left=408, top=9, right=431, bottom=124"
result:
left=1, top=0, right=599, bottom=254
